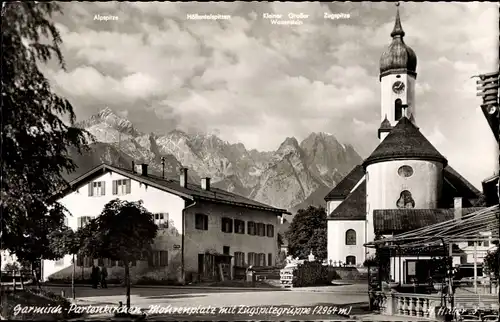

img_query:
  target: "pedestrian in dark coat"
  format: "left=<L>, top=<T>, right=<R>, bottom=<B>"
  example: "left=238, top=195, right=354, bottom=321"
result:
left=91, top=265, right=100, bottom=288
left=100, top=266, right=108, bottom=289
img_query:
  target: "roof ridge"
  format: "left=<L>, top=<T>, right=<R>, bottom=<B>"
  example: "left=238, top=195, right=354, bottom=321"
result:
left=63, top=163, right=289, bottom=214
left=363, top=117, right=447, bottom=167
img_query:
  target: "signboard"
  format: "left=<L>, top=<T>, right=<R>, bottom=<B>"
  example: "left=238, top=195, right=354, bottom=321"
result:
left=407, top=261, right=416, bottom=276
left=173, top=245, right=181, bottom=249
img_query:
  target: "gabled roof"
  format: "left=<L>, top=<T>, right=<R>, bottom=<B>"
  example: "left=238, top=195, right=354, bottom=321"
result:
left=374, top=207, right=485, bottom=235
left=363, top=117, right=447, bottom=167
left=443, top=165, right=481, bottom=199
left=327, top=179, right=366, bottom=221
left=324, top=165, right=365, bottom=201
left=54, top=163, right=289, bottom=215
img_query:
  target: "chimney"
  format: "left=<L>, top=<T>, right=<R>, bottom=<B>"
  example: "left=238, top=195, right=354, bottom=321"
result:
left=454, top=197, right=462, bottom=220
left=201, top=177, right=211, bottom=191
left=140, top=164, right=148, bottom=176
left=180, top=167, right=188, bottom=188
left=132, top=161, right=135, bottom=173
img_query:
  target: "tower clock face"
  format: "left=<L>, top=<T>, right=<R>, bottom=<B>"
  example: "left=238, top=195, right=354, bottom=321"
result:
left=392, top=81, right=405, bottom=94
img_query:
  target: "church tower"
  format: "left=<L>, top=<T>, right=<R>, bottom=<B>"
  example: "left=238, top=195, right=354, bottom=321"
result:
left=378, top=4, right=417, bottom=141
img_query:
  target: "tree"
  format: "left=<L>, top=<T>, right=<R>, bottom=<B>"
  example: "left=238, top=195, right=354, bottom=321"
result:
left=277, top=233, right=284, bottom=249
left=48, top=226, right=81, bottom=299
left=1, top=3, right=89, bottom=265
left=308, top=228, right=327, bottom=260
left=285, top=206, right=327, bottom=259
left=484, top=247, right=499, bottom=279
left=79, top=199, right=158, bottom=311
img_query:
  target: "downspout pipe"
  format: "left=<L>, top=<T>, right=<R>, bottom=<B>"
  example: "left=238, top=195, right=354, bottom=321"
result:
left=182, top=200, right=197, bottom=285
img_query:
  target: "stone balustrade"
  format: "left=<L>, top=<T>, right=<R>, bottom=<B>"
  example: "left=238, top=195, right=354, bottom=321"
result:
left=369, top=291, right=498, bottom=319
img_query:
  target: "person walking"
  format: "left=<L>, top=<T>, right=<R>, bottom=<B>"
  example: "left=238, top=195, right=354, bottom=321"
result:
left=100, top=265, right=108, bottom=289
left=91, top=265, right=100, bottom=289
left=91, top=264, right=98, bottom=288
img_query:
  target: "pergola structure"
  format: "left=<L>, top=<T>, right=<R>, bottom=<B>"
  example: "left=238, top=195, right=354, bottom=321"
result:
left=366, top=205, right=499, bottom=250
left=365, top=205, right=500, bottom=317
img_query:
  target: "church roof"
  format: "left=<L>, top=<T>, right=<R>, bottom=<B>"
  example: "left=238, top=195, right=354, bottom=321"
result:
left=443, top=166, right=481, bottom=199
left=374, top=207, right=485, bottom=235
left=379, top=4, right=417, bottom=78
left=363, top=117, right=448, bottom=167
left=327, top=179, right=366, bottom=220
left=324, top=165, right=365, bottom=201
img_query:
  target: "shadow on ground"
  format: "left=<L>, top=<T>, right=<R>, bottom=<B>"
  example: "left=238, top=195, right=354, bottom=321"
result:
left=35, top=285, right=259, bottom=299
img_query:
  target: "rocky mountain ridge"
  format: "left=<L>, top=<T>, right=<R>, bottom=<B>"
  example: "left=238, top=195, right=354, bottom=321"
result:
left=69, top=107, right=363, bottom=212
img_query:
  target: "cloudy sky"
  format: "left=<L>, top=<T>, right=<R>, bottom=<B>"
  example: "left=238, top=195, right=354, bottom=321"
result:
left=46, top=1, right=498, bottom=189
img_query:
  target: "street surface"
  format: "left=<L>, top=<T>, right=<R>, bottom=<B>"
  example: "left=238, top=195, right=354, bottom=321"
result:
left=42, top=284, right=370, bottom=321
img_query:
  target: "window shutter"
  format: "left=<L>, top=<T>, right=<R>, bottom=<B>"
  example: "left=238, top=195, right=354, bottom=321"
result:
left=126, top=179, right=131, bottom=194
left=113, top=180, right=117, bottom=195
left=77, top=217, right=82, bottom=229
left=88, top=183, right=93, bottom=196
left=101, top=181, right=105, bottom=195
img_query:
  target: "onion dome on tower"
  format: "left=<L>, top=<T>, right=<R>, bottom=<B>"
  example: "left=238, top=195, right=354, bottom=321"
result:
left=379, top=3, right=417, bottom=79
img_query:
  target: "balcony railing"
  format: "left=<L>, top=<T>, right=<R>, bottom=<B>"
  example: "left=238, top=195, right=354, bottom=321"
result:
left=369, top=290, right=499, bottom=319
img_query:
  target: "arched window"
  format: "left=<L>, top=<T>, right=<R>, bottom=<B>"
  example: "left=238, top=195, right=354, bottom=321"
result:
left=395, top=99, right=403, bottom=121
left=397, top=190, right=415, bottom=209
left=346, top=256, right=356, bottom=266
left=345, top=229, right=356, bottom=245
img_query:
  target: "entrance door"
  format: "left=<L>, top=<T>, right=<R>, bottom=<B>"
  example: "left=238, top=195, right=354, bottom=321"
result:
left=198, top=254, right=204, bottom=275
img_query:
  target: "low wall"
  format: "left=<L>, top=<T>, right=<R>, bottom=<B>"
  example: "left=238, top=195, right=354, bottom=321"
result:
left=332, top=267, right=368, bottom=280
left=46, top=264, right=183, bottom=285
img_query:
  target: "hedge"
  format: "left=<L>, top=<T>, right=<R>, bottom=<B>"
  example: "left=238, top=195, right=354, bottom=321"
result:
left=293, top=262, right=339, bottom=287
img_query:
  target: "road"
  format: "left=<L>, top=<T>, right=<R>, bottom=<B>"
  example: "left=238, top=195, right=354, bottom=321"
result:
left=42, top=284, right=370, bottom=321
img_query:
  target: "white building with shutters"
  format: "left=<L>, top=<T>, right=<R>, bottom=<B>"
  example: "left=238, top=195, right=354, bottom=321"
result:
left=43, top=163, right=288, bottom=283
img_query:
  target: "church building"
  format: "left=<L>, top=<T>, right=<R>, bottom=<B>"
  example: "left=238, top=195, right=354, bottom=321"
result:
left=325, top=5, right=483, bottom=270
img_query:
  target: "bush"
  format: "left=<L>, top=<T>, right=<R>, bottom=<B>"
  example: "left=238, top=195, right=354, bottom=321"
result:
left=293, top=262, right=339, bottom=287
left=3, top=263, right=20, bottom=271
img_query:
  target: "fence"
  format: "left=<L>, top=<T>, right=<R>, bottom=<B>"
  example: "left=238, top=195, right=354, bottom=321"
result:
left=0, top=270, right=35, bottom=291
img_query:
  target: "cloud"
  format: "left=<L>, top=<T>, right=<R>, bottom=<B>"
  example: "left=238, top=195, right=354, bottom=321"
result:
left=48, top=2, right=498, bottom=188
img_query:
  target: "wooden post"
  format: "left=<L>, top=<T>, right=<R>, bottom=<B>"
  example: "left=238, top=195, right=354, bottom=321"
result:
left=474, top=241, right=478, bottom=294
left=448, top=243, right=454, bottom=309
left=72, top=254, right=76, bottom=300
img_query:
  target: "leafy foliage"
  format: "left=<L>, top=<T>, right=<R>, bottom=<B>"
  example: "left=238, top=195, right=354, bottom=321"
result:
left=471, top=193, right=488, bottom=207
left=484, top=247, right=499, bottom=278
left=308, top=228, right=327, bottom=260
left=79, top=199, right=158, bottom=310
left=79, top=199, right=158, bottom=262
left=1, top=2, right=89, bottom=261
left=285, top=206, right=327, bottom=259
left=277, top=233, right=284, bottom=249
left=48, top=226, right=80, bottom=258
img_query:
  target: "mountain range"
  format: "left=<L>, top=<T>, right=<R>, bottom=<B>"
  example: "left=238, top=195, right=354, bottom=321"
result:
left=68, top=107, right=363, bottom=213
